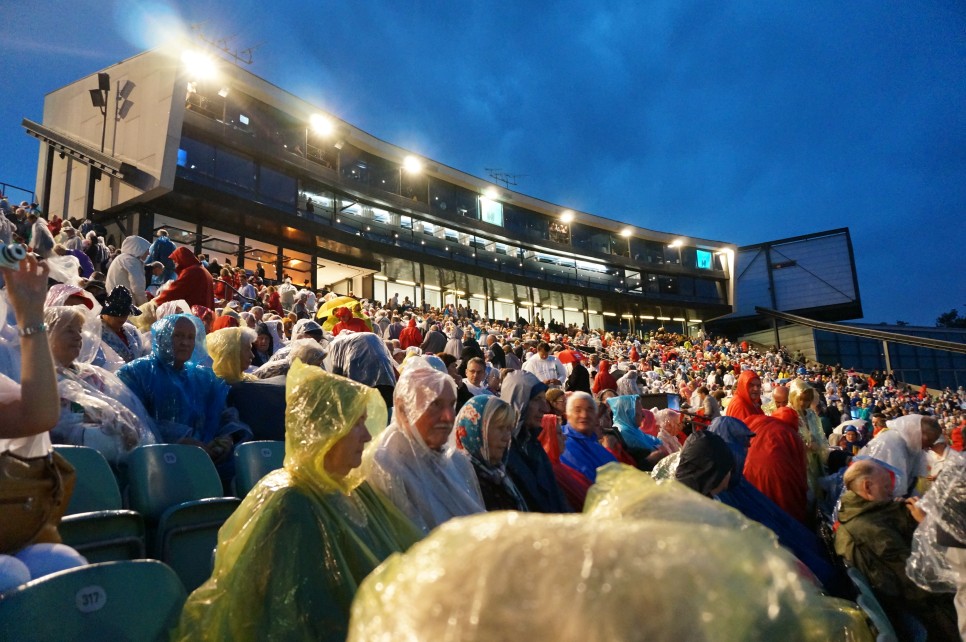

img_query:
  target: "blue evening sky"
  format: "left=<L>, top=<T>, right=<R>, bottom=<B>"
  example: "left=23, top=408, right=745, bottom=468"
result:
left=1, top=1, right=963, bottom=325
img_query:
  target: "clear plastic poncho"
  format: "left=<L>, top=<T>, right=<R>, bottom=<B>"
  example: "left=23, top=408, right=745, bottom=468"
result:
left=367, top=357, right=485, bottom=533
left=348, top=477, right=871, bottom=641
left=173, top=361, right=422, bottom=641
left=858, top=414, right=929, bottom=498
left=43, top=286, right=102, bottom=366
left=324, top=331, right=396, bottom=389
left=906, top=449, right=966, bottom=593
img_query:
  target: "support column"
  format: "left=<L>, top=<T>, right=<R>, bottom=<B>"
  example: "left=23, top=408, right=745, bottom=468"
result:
left=772, top=317, right=781, bottom=350
left=882, top=340, right=892, bottom=375
left=275, top=247, right=284, bottom=283
left=85, top=166, right=99, bottom=221
left=41, top=145, right=54, bottom=215
left=193, top=222, right=203, bottom=257
left=236, top=235, right=246, bottom=270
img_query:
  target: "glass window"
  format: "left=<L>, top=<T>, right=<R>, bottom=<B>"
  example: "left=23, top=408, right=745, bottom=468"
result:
left=658, top=276, right=678, bottom=295
left=177, top=137, right=215, bottom=176
left=694, top=278, right=718, bottom=301
left=430, top=180, right=479, bottom=220
left=480, top=197, right=504, bottom=227
left=258, top=164, right=296, bottom=206
left=571, top=223, right=613, bottom=255
left=215, top=148, right=255, bottom=192
left=503, top=204, right=548, bottom=242
left=548, top=221, right=571, bottom=245
left=696, top=249, right=713, bottom=269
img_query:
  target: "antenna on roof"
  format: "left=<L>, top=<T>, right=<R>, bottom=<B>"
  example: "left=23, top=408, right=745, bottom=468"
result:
left=485, top=168, right=528, bottom=189
left=189, top=24, right=262, bottom=66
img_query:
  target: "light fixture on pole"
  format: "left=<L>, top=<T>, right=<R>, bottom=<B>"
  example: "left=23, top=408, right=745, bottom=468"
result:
left=305, top=113, right=334, bottom=161
left=620, top=227, right=632, bottom=258
left=88, top=72, right=110, bottom=153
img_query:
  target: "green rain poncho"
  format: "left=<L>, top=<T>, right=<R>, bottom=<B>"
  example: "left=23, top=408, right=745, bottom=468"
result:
left=174, top=361, right=422, bottom=641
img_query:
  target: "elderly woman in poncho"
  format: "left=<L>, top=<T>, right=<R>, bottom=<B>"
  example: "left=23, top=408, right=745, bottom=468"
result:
left=174, top=362, right=421, bottom=641
left=44, top=305, right=157, bottom=465
left=368, top=356, right=485, bottom=533
left=117, top=314, right=250, bottom=480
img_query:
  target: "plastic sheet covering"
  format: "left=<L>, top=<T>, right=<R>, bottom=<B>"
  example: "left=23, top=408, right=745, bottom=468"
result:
left=368, top=357, right=485, bottom=533
left=858, top=414, right=929, bottom=498
left=45, top=253, right=81, bottom=286
left=173, top=361, right=421, bottom=641
left=650, top=450, right=681, bottom=480
left=254, top=338, right=325, bottom=379
left=907, top=450, right=966, bottom=592
left=207, top=327, right=257, bottom=384
left=155, top=299, right=192, bottom=320
left=44, top=289, right=102, bottom=365
left=325, top=331, right=396, bottom=388
left=348, top=510, right=872, bottom=642
left=51, top=361, right=157, bottom=464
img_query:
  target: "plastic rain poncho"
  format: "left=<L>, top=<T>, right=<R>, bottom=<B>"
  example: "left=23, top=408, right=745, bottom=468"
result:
left=47, top=307, right=157, bottom=464
left=207, top=327, right=257, bottom=384
left=858, top=414, right=930, bottom=498
left=116, top=314, right=238, bottom=445
left=324, top=331, right=396, bottom=389
left=368, top=357, right=485, bottom=533
left=907, top=449, right=966, bottom=593
left=174, top=361, right=422, bottom=642
left=254, top=338, right=325, bottom=380
left=316, top=296, right=372, bottom=333
left=607, top=395, right=661, bottom=453
left=43, top=286, right=102, bottom=366
left=349, top=474, right=871, bottom=641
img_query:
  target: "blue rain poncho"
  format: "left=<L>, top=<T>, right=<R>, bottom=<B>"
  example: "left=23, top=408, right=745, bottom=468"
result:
left=117, top=314, right=240, bottom=445
left=607, top=394, right=662, bottom=452
left=174, top=361, right=421, bottom=641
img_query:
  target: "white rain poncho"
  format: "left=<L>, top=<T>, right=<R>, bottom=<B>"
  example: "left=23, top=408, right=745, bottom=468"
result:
left=367, top=356, right=485, bottom=533
left=906, top=449, right=966, bottom=593
left=324, top=331, right=396, bottom=389
left=348, top=469, right=871, bottom=641
left=858, top=414, right=931, bottom=498
left=253, top=338, right=325, bottom=379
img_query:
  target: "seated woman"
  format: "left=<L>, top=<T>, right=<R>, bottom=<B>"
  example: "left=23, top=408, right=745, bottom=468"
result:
left=250, top=322, right=276, bottom=367
left=117, top=314, right=250, bottom=480
left=207, top=326, right=257, bottom=384
left=98, top=286, right=146, bottom=365
left=654, top=408, right=685, bottom=455
left=539, top=414, right=592, bottom=511
left=43, top=306, right=157, bottom=465
left=453, top=395, right=528, bottom=511
left=1, top=255, right=87, bottom=593
left=173, top=361, right=421, bottom=641
left=607, top=395, right=663, bottom=470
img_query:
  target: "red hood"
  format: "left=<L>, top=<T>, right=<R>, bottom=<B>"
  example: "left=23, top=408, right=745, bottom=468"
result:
left=170, top=247, right=201, bottom=272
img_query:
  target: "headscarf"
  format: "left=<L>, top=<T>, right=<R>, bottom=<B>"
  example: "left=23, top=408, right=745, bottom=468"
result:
left=674, top=430, right=734, bottom=497
left=453, top=395, right=526, bottom=511
left=284, top=359, right=387, bottom=493
left=207, top=327, right=257, bottom=384
left=608, top=395, right=662, bottom=453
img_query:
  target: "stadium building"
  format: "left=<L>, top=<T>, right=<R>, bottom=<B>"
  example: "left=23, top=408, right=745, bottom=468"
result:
left=24, top=45, right=736, bottom=334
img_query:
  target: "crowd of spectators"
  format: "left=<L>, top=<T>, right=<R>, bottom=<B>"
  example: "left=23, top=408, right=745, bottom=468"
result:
left=0, top=215, right=964, bottom=640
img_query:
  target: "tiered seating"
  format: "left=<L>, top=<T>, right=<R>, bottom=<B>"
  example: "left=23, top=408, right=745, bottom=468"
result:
left=126, top=444, right=241, bottom=592
left=54, top=445, right=145, bottom=563
left=0, top=560, right=186, bottom=641
left=232, top=440, right=285, bottom=497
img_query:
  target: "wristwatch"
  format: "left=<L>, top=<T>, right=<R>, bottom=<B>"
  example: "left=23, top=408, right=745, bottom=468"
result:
left=18, top=322, right=47, bottom=336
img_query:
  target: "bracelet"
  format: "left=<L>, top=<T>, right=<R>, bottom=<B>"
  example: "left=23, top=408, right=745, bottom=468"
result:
left=18, top=323, right=47, bottom=337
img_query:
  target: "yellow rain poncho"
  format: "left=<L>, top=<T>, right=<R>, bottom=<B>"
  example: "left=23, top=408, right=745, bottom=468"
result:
left=206, top=326, right=257, bottom=384
left=349, top=464, right=872, bottom=642
left=315, top=296, right=372, bottom=333
left=174, top=361, right=422, bottom=641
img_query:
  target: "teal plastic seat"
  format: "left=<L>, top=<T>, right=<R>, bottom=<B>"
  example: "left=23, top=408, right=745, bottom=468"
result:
left=126, top=444, right=240, bottom=592
left=233, top=440, right=285, bottom=497
left=0, top=560, right=186, bottom=641
left=54, top=445, right=146, bottom=562
left=847, top=567, right=898, bottom=642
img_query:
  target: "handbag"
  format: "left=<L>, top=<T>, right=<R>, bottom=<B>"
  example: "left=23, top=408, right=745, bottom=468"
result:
left=0, top=450, right=76, bottom=554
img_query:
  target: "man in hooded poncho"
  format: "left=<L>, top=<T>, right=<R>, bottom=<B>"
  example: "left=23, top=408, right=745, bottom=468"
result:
left=153, top=247, right=215, bottom=310
left=105, top=235, right=151, bottom=306
left=174, top=362, right=421, bottom=641
left=725, top=370, right=764, bottom=424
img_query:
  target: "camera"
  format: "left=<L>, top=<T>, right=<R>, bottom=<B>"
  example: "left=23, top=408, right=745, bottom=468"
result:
left=0, top=240, right=27, bottom=270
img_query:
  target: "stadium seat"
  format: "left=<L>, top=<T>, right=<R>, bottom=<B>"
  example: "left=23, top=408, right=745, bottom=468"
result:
left=0, top=560, right=186, bottom=641
left=233, top=440, right=285, bottom=497
left=846, top=567, right=900, bottom=642
left=54, top=445, right=146, bottom=563
left=126, top=444, right=241, bottom=592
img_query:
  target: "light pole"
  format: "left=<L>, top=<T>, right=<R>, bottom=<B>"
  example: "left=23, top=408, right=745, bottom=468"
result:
left=620, top=227, right=632, bottom=258
left=88, top=72, right=110, bottom=153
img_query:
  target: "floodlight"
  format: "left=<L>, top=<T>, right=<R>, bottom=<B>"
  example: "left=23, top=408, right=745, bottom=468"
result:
left=89, top=89, right=107, bottom=109
left=620, top=228, right=632, bottom=238
left=309, top=113, right=333, bottom=135
left=403, top=155, right=423, bottom=174
left=560, top=211, right=574, bottom=224
left=181, top=50, right=217, bottom=79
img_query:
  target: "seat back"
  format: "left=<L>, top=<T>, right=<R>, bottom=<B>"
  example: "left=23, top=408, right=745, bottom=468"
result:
left=159, top=498, right=241, bottom=592
left=0, top=560, right=186, bottom=642
left=54, top=445, right=123, bottom=514
left=847, top=567, right=898, bottom=642
left=233, top=440, right=284, bottom=497
left=126, top=445, right=223, bottom=522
